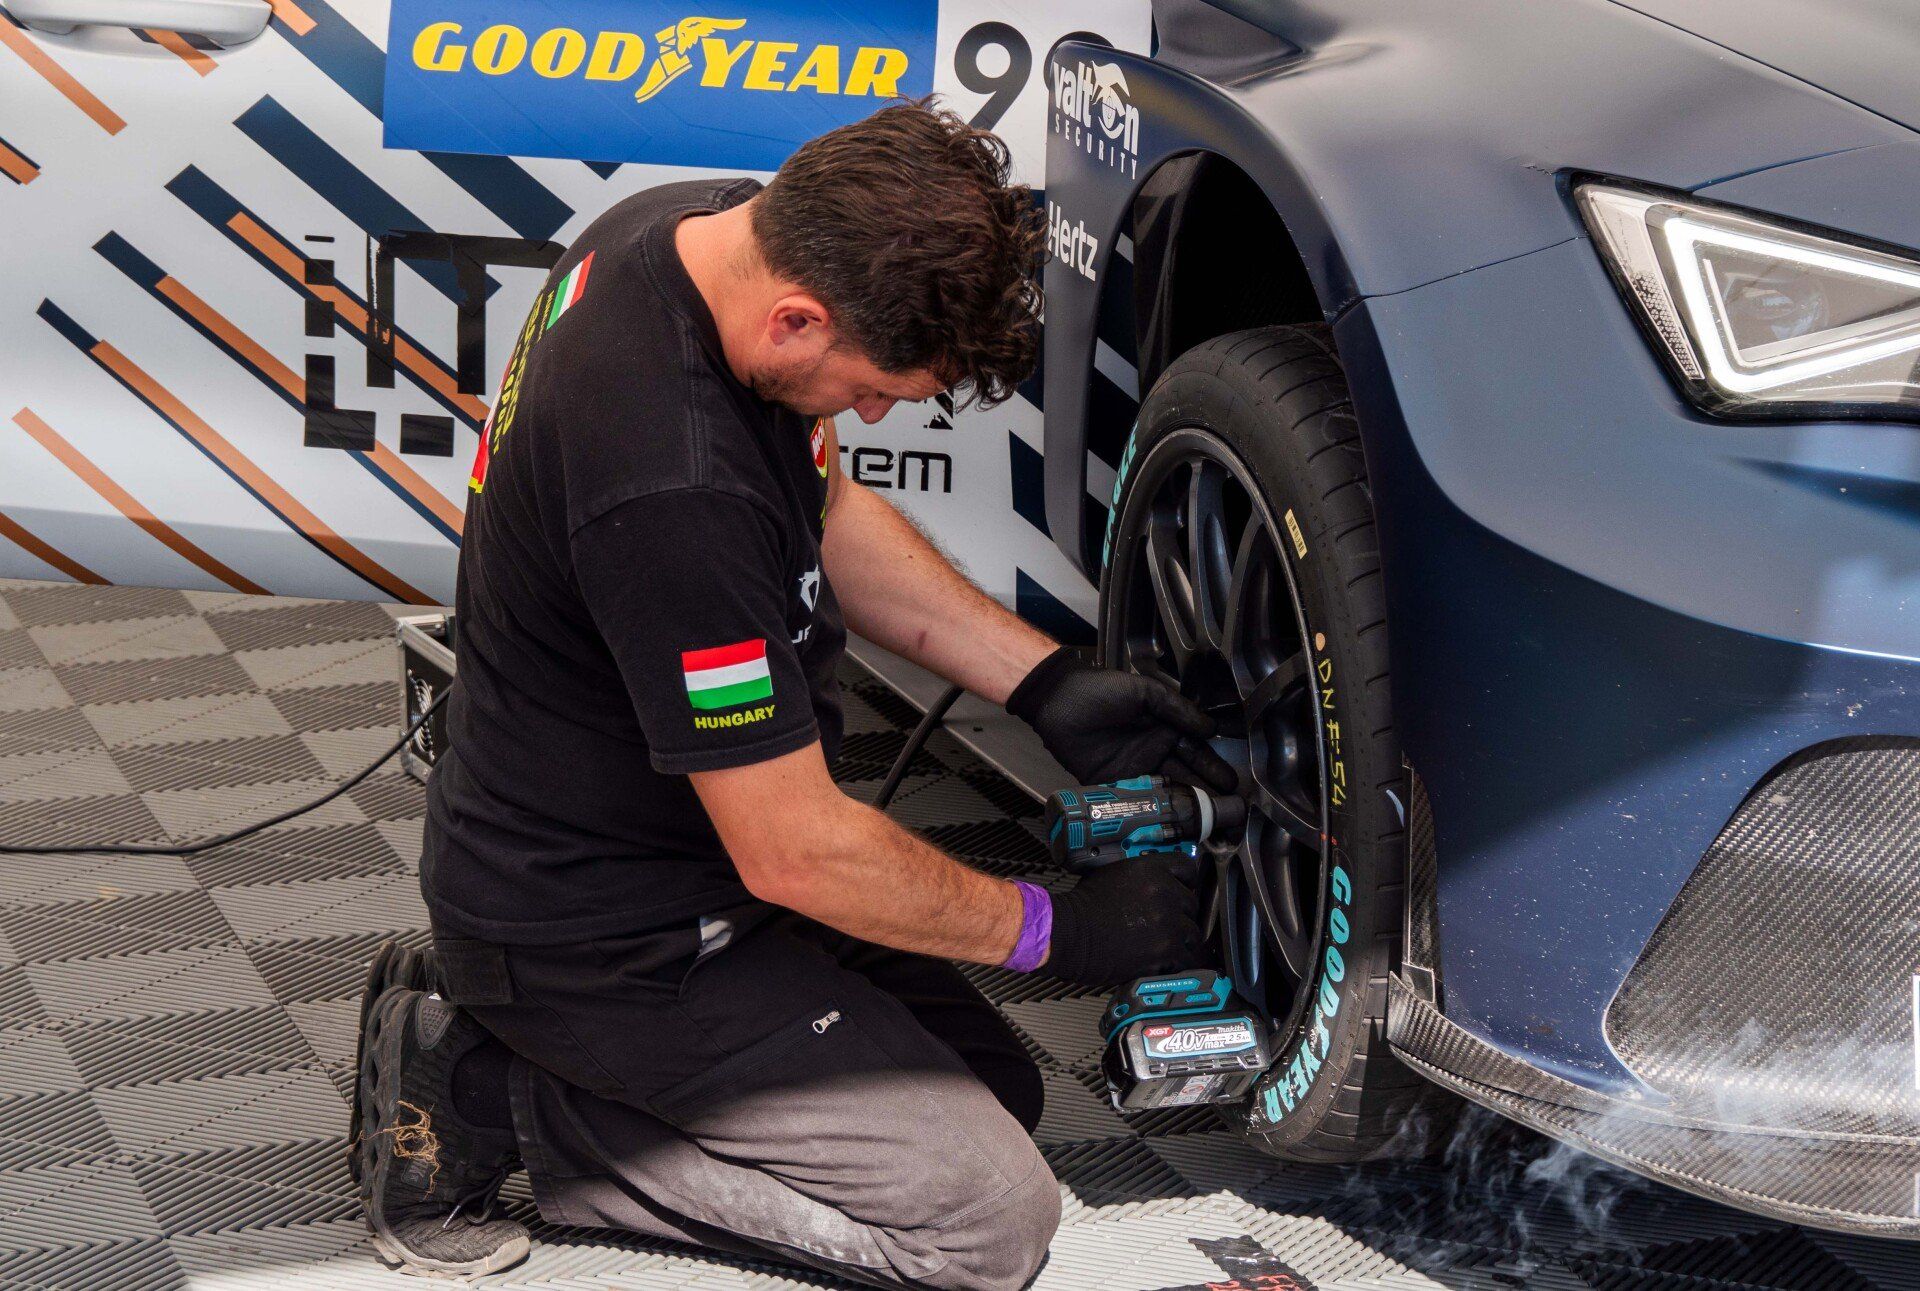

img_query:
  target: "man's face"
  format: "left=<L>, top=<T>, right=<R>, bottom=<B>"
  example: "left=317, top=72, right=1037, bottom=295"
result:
left=750, top=296, right=947, bottom=423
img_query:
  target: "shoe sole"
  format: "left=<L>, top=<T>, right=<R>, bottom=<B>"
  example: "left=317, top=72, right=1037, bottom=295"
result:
left=349, top=942, right=434, bottom=1186
left=367, top=1232, right=532, bottom=1281
left=361, top=988, right=531, bottom=1279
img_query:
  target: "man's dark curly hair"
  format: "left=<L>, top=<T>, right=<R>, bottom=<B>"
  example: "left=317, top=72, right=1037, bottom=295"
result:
left=750, top=99, right=1045, bottom=408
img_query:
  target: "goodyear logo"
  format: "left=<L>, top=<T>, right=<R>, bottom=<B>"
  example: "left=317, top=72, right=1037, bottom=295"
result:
left=385, top=0, right=937, bottom=170
left=409, top=18, right=911, bottom=104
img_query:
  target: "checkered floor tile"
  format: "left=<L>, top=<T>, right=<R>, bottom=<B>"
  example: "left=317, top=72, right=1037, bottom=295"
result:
left=0, top=579, right=1910, bottom=1290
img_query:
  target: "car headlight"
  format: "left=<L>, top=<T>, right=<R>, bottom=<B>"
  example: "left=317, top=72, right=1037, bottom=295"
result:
left=1578, top=181, right=1920, bottom=421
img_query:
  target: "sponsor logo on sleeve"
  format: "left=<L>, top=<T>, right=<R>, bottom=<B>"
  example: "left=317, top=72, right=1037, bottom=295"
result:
left=385, top=0, right=937, bottom=170
left=468, top=252, right=599, bottom=494
left=469, top=281, right=552, bottom=494
left=791, top=564, right=820, bottom=646
left=682, top=639, right=776, bottom=728
left=542, top=251, right=595, bottom=331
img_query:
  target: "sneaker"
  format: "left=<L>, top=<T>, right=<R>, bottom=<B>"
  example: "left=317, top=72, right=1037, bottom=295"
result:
left=359, top=986, right=530, bottom=1279
left=349, top=942, right=439, bottom=1185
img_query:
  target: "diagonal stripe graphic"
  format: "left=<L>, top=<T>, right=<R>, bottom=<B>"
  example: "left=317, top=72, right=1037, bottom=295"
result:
left=0, top=134, right=37, bottom=184
left=165, top=168, right=487, bottom=433
left=0, top=12, right=123, bottom=133
left=262, top=0, right=571, bottom=242
left=1009, top=434, right=1049, bottom=539
left=92, top=233, right=463, bottom=545
left=0, top=510, right=105, bottom=584
left=11, top=409, right=269, bottom=595
left=143, top=28, right=216, bottom=75
left=264, top=0, right=314, bottom=36
left=35, top=299, right=432, bottom=604
left=233, top=97, right=474, bottom=304
left=1015, top=569, right=1094, bottom=647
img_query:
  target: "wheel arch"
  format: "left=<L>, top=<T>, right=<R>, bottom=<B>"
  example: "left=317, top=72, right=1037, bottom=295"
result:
left=1127, top=152, right=1323, bottom=400
left=1042, top=42, right=1359, bottom=578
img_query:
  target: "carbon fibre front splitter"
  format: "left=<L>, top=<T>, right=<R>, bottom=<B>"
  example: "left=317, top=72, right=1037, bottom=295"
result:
left=1388, top=976, right=1920, bottom=1240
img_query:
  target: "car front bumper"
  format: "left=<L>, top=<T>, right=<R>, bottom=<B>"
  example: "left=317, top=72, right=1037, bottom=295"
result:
left=1392, top=738, right=1920, bottom=1238
left=1332, top=225, right=1920, bottom=1210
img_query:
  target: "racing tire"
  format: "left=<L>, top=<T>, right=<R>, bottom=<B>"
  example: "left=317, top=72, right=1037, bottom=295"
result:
left=1100, top=324, right=1457, bottom=1162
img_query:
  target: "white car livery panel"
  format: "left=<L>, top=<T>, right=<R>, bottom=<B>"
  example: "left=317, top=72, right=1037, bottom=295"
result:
left=0, top=0, right=1147, bottom=631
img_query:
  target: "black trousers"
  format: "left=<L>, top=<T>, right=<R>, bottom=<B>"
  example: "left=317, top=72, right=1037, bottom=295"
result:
left=430, top=905, right=1059, bottom=1291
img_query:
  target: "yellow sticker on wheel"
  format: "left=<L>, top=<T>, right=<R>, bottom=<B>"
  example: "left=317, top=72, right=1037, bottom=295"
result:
left=1284, top=509, right=1308, bottom=559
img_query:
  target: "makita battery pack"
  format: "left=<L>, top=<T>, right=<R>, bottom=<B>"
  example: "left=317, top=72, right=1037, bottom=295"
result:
left=1100, top=971, right=1272, bottom=1111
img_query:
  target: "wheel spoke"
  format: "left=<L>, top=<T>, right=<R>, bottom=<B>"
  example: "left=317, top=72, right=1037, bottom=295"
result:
left=1243, top=652, right=1308, bottom=726
left=1253, top=782, right=1323, bottom=849
left=1107, top=435, right=1338, bottom=1024
left=1236, top=836, right=1312, bottom=981
left=1200, top=847, right=1231, bottom=939
left=1122, top=632, right=1179, bottom=691
left=1187, top=464, right=1230, bottom=654
left=1221, top=511, right=1267, bottom=660
left=1265, top=877, right=1315, bottom=982
left=1240, top=895, right=1266, bottom=991
left=1144, top=514, right=1198, bottom=665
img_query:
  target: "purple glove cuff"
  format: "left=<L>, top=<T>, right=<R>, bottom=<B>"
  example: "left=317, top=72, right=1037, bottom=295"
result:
left=1002, top=880, right=1053, bottom=973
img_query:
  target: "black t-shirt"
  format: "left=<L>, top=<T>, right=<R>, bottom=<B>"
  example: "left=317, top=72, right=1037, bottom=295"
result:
left=422, top=177, right=846, bottom=945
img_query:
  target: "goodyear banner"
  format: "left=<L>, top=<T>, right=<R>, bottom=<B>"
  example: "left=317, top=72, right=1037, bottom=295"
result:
left=383, top=0, right=940, bottom=169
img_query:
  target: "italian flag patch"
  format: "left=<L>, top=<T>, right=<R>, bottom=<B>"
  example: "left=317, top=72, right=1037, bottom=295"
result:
left=682, top=639, right=773, bottom=710
left=544, top=251, right=594, bottom=330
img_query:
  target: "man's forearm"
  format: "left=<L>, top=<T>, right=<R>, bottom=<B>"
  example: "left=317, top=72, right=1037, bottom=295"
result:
left=694, top=744, right=1032, bottom=966
left=822, top=480, right=1054, bottom=704
left=761, top=797, right=1028, bottom=964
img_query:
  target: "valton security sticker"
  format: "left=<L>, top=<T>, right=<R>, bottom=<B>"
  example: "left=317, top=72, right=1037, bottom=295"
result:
left=384, top=0, right=937, bottom=170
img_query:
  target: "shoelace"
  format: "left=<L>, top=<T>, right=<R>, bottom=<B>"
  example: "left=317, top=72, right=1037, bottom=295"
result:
left=443, top=1162, right=515, bottom=1229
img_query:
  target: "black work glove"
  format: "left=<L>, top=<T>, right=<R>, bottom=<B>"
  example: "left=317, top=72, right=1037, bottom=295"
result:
left=1006, top=647, right=1237, bottom=793
left=1045, top=855, right=1203, bottom=988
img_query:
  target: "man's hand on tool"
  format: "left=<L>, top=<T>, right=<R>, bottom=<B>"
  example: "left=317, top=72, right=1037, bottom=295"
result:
left=1043, top=854, right=1204, bottom=988
left=1006, top=647, right=1239, bottom=793
left=695, top=742, right=1204, bottom=984
left=820, top=477, right=1231, bottom=796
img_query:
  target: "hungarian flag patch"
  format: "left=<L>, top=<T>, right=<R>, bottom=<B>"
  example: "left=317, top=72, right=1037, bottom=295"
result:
left=543, top=251, right=594, bottom=331
left=682, top=639, right=773, bottom=710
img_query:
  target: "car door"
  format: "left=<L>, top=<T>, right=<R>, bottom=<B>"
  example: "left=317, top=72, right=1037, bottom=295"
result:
left=0, top=0, right=1144, bottom=612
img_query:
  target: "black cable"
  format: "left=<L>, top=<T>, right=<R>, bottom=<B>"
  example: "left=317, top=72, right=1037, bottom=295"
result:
left=874, top=683, right=965, bottom=811
left=0, top=691, right=448, bottom=856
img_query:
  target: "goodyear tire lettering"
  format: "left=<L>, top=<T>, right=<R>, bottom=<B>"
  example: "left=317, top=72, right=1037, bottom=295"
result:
left=1261, top=852, right=1356, bottom=1125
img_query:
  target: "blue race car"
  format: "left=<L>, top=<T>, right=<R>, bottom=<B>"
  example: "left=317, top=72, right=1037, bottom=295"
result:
left=1041, top=0, right=1920, bottom=1237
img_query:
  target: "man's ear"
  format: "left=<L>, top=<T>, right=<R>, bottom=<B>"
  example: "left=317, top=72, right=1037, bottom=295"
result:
left=767, top=293, right=832, bottom=351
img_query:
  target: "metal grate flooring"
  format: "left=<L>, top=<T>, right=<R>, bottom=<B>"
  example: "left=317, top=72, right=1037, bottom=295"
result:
left=0, top=578, right=1911, bottom=1290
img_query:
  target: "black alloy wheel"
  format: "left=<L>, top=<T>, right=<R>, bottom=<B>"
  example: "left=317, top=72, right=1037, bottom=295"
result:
left=1100, top=324, right=1457, bottom=1162
left=1104, top=429, right=1329, bottom=1038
